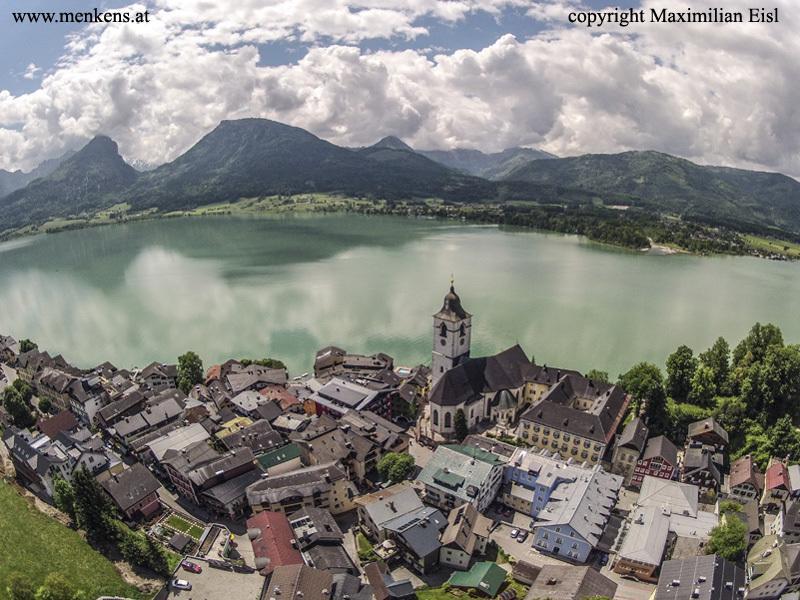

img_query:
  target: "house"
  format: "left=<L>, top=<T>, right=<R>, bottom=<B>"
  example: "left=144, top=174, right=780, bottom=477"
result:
left=229, top=390, right=270, bottom=419
left=772, top=499, right=800, bottom=543
left=726, top=500, right=763, bottom=546
left=746, top=535, right=800, bottom=599
left=789, top=465, right=800, bottom=500
left=682, top=445, right=724, bottom=497
left=439, top=502, right=492, bottom=570
left=511, top=561, right=542, bottom=586
left=462, top=434, right=517, bottom=463
left=517, top=373, right=629, bottom=465
left=383, top=505, right=447, bottom=574
left=218, top=419, right=284, bottom=455
left=246, top=510, right=303, bottom=575
left=266, top=564, right=371, bottom=600
left=447, top=562, right=507, bottom=597
left=37, top=410, right=79, bottom=439
left=762, top=458, right=791, bottom=512
left=256, top=443, right=304, bottom=476
left=525, top=565, right=617, bottom=600
left=306, top=372, right=399, bottom=421
left=314, top=346, right=393, bottom=381
left=364, top=561, right=415, bottom=600
left=100, top=463, right=161, bottom=520
left=136, top=362, right=178, bottom=394
left=288, top=507, right=358, bottom=575
left=0, top=334, right=20, bottom=363
left=96, top=390, right=146, bottom=429
left=416, top=444, right=505, bottom=513
left=687, top=417, right=729, bottom=447
left=631, top=435, right=679, bottom=488
left=613, top=506, right=671, bottom=582
left=722, top=454, right=764, bottom=503
left=611, top=417, right=649, bottom=484
left=200, top=469, right=263, bottom=518
left=246, top=462, right=357, bottom=515
left=654, top=554, right=745, bottom=600
left=356, top=483, right=425, bottom=542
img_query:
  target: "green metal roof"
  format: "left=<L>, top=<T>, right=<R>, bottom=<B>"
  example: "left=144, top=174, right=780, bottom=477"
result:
left=445, top=444, right=505, bottom=466
left=432, top=468, right=465, bottom=489
left=448, top=561, right=507, bottom=597
left=256, top=443, right=301, bottom=470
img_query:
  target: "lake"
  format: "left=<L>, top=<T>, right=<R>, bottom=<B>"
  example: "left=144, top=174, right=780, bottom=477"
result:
left=1, top=214, right=798, bottom=378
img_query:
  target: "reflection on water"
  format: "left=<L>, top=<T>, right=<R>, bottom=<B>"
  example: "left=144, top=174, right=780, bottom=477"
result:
left=1, top=214, right=799, bottom=376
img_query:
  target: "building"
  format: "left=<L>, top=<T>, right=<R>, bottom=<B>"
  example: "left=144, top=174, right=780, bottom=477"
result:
left=722, top=454, right=764, bottom=503
left=416, top=444, right=505, bottom=513
left=772, top=499, right=800, bottom=543
left=687, top=417, right=729, bottom=447
left=525, top=565, right=617, bottom=600
left=266, top=564, right=371, bottom=600
left=682, top=445, right=724, bottom=496
left=430, top=282, right=472, bottom=387
left=136, top=362, right=178, bottom=394
left=246, top=510, right=303, bottom=575
left=439, top=502, right=492, bottom=570
left=256, top=443, right=304, bottom=476
left=383, top=505, right=447, bottom=574
left=314, top=346, right=393, bottom=381
left=246, top=462, right=357, bottom=515
left=762, top=458, right=791, bottom=512
left=630, top=435, right=679, bottom=488
left=654, top=554, right=745, bottom=600
left=356, top=484, right=425, bottom=542
left=289, top=507, right=358, bottom=575
left=611, top=417, right=649, bottom=484
left=100, top=463, right=161, bottom=521
left=447, top=562, right=506, bottom=597
left=364, top=561, right=415, bottom=600
left=517, top=374, right=629, bottom=465
left=613, top=506, right=670, bottom=582
left=746, top=535, right=800, bottom=599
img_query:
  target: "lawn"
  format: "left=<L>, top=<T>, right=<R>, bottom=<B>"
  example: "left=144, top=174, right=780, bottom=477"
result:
left=744, top=235, right=800, bottom=258
left=0, top=480, right=143, bottom=599
left=165, top=514, right=205, bottom=540
left=416, top=575, right=527, bottom=600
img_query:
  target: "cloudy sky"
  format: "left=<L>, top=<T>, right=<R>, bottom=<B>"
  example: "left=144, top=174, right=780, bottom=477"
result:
left=1, top=0, right=798, bottom=178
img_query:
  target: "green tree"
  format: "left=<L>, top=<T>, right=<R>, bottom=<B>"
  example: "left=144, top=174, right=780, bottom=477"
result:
left=666, top=345, right=698, bottom=402
left=454, top=408, right=468, bottom=441
left=618, top=362, right=668, bottom=434
left=665, top=400, right=712, bottom=445
left=240, top=358, right=286, bottom=369
left=713, top=396, right=749, bottom=449
left=53, top=476, right=76, bottom=522
left=2, top=387, right=35, bottom=428
left=6, top=573, right=36, bottom=600
left=72, top=467, right=116, bottom=541
left=38, top=397, right=53, bottom=414
left=718, top=500, right=742, bottom=515
left=706, top=516, right=747, bottom=562
left=688, top=365, right=717, bottom=407
left=144, top=533, right=171, bottom=576
left=377, top=452, right=416, bottom=483
left=177, top=351, right=204, bottom=393
left=699, top=337, right=731, bottom=393
left=34, top=573, right=76, bottom=600
left=585, top=369, right=610, bottom=384
left=19, top=339, right=36, bottom=353
left=733, top=322, right=783, bottom=369
left=11, top=379, right=34, bottom=403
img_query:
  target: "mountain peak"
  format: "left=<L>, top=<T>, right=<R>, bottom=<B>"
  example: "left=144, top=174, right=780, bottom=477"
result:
left=372, top=136, right=414, bottom=152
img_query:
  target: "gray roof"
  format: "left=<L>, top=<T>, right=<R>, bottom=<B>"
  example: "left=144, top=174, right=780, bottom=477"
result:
left=433, top=284, right=471, bottom=322
left=289, top=506, right=344, bottom=548
left=617, top=506, right=670, bottom=566
left=655, top=554, right=745, bottom=600
left=200, top=468, right=262, bottom=506
left=616, top=417, right=649, bottom=452
left=219, top=419, right=284, bottom=454
left=383, top=506, right=447, bottom=558
left=526, top=565, right=617, bottom=600
left=417, top=445, right=500, bottom=504
left=362, top=487, right=425, bottom=528
left=100, top=463, right=161, bottom=512
left=642, top=435, right=679, bottom=465
left=687, top=417, right=729, bottom=445
left=245, top=462, right=348, bottom=506
left=305, top=544, right=357, bottom=573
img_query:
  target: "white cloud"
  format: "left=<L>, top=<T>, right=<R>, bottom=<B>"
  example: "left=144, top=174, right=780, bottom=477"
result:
left=22, top=63, right=41, bottom=80
left=0, top=0, right=798, bottom=178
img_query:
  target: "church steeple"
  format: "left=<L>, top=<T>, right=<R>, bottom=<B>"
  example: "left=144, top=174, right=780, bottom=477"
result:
left=431, top=279, right=472, bottom=386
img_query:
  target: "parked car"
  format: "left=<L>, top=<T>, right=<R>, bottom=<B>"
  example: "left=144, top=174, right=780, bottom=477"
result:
left=181, top=560, right=202, bottom=574
left=598, top=553, right=609, bottom=566
left=509, top=528, right=519, bottom=538
left=172, top=579, right=192, bottom=591
left=516, top=530, right=529, bottom=543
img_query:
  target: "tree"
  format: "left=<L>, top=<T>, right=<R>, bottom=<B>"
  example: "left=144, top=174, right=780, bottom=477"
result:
left=240, top=358, right=286, bottom=369
left=688, top=365, right=717, bottom=407
left=454, top=408, right=468, bottom=441
left=719, top=500, right=742, bottom=515
left=34, top=573, right=76, bottom=600
left=585, top=369, right=610, bottom=384
left=733, top=322, right=783, bottom=369
left=377, top=453, right=416, bottom=483
left=666, top=345, right=698, bottom=402
left=19, top=339, right=36, bottom=353
left=699, top=337, right=731, bottom=393
left=706, top=516, right=747, bottom=562
left=53, top=476, right=76, bottom=522
left=665, top=400, right=712, bottom=445
left=72, top=467, right=116, bottom=541
left=2, top=387, right=35, bottom=428
left=6, top=573, right=36, bottom=600
left=177, top=351, right=204, bottom=393
left=618, top=362, right=668, bottom=434
left=38, top=397, right=53, bottom=414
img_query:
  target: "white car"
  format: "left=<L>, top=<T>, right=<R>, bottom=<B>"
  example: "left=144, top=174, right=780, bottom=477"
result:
left=509, top=528, right=519, bottom=538
left=172, top=579, right=192, bottom=591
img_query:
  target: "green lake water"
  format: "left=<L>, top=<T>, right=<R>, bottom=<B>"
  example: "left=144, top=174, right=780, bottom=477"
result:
left=1, top=214, right=798, bottom=377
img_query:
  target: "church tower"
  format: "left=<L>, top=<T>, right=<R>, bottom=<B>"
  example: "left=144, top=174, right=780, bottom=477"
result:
left=431, top=279, right=472, bottom=387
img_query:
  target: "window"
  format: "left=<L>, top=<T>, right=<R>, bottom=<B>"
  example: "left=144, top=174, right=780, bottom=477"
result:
left=433, top=410, right=439, bottom=426
left=440, top=323, right=447, bottom=337
left=563, top=434, right=570, bottom=441
left=444, top=412, right=452, bottom=428
left=581, top=451, right=588, bottom=459
left=460, top=323, right=466, bottom=336
left=553, top=431, right=560, bottom=439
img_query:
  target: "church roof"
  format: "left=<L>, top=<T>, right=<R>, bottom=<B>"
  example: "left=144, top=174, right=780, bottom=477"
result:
left=433, top=285, right=471, bottom=322
left=429, top=344, right=532, bottom=407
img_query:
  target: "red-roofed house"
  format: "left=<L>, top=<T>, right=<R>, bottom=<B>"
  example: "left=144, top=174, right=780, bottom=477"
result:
left=723, top=454, right=764, bottom=503
left=762, top=458, right=791, bottom=512
left=37, top=410, right=79, bottom=439
left=260, top=385, right=302, bottom=412
left=246, top=510, right=303, bottom=575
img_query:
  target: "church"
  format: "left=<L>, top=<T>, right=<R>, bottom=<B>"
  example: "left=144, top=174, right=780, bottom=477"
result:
left=427, top=283, right=537, bottom=438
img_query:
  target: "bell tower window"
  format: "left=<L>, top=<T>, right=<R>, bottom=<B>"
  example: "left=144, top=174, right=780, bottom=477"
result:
left=440, top=323, right=447, bottom=337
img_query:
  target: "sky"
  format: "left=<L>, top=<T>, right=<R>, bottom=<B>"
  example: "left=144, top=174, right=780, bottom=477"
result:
left=1, top=0, right=798, bottom=179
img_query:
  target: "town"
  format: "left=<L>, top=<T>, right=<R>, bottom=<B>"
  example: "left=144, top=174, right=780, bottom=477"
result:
left=1, top=284, right=796, bottom=600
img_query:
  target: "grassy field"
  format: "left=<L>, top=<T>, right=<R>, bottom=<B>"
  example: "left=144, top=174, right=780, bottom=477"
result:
left=165, top=514, right=205, bottom=540
left=416, top=575, right=528, bottom=600
left=0, top=480, right=143, bottom=599
left=744, top=235, right=800, bottom=258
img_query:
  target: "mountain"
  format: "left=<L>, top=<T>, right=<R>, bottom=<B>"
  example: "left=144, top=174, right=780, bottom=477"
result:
left=123, top=119, right=497, bottom=211
left=369, top=135, right=414, bottom=152
left=420, top=147, right=556, bottom=180
left=0, top=136, right=137, bottom=232
left=504, top=150, right=800, bottom=236
left=0, top=150, right=76, bottom=198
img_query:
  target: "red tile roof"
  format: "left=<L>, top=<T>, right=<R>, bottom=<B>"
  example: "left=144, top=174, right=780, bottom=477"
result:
left=259, top=385, right=300, bottom=410
left=246, top=511, right=303, bottom=574
left=729, top=455, right=761, bottom=490
left=37, top=410, right=79, bottom=439
left=765, top=460, right=789, bottom=491
left=204, top=364, right=222, bottom=385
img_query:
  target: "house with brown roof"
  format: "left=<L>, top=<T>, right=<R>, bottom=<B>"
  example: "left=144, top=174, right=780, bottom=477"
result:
left=631, top=435, right=679, bottom=488
left=246, top=510, right=303, bottom=575
left=687, top=417, right=729, bottom=447
left=611, top=417, right=649, bottom=485
left=525, top=565, right=617, bottom=600
left=439, top=502, right=492, bottom=570
left=100, top=463, right=161, bottom=521
left=762, top=457, right=792, bottom=512
left=37, top=410, right=79, bottom=439
left=722, top=454, right=764, bottom=503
